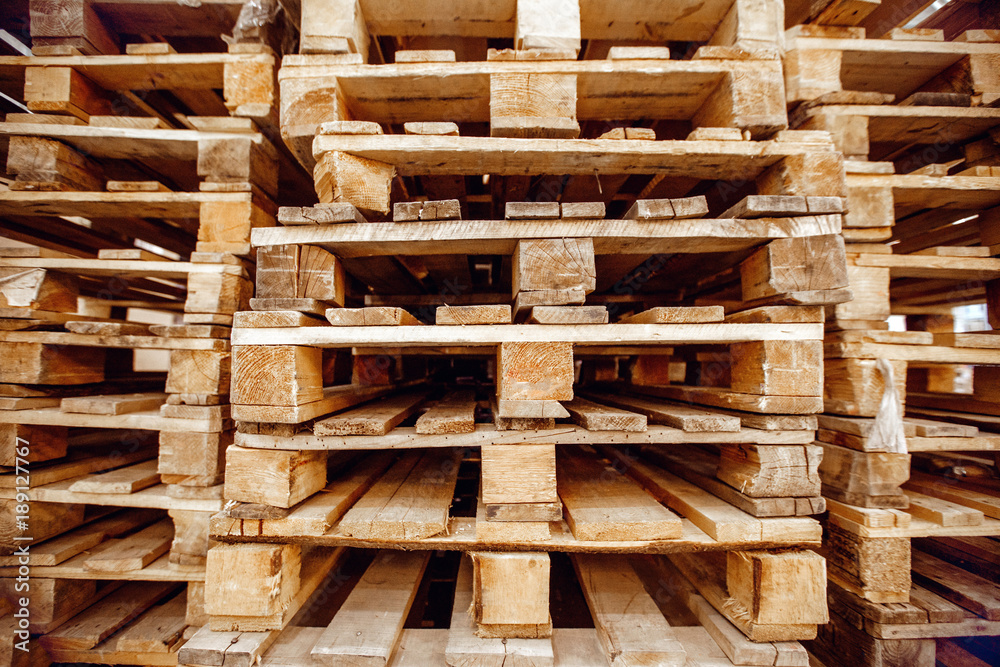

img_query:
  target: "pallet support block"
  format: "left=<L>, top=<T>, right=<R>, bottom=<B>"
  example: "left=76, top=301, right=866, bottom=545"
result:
left=0, top=342, right=104, bottom=385
left=470, top=552, right=552, bottom=639
left=482, top=443, right=559, bottom=521
left=497, top=341, right=575, bottom=402
left=716, top=444, right=823, bottom=498
left=184, top=271, right=253, bottom=315
left=709, top=0, right=784, bottom=51
left=0, top=424, right=68, bottom=467
left=726, top=550, right=828, bottom=626
left=205, top=542, right=301, bottom=631
left=197, top=196, right=276, bottom=255
left=741, top=235, right=849, bottom=301
left=784, top=48, right=843, bottom=103
left=300, top=0, right=371, bottom=58
left=29, top=0, right=119, bottom=55
left=756, top=153, right=846, bottom=198
left=224, top=445, right=328, bottom=508
left=198, top=136, right=278, bottom=197
left=628, top=355, right=686, bottom=386
left=692, top=69, right=787, bottom=138
left=232, top=345, right=324, bottom=407
left=490, top=70, right=580, bottom=139
left=818, top=442, right=910, bottom=507
left=513, top=238, right=595, bottom=300
left=256, top=244, right=346, bottom=306
left=6, top=135, right=104, bottom=191
left=314, top=151, right=395, bottom=216
left=165, top=349, right=231, bottom=396
left=158, top=431, right=231, bottom=484
left=824, top=524, right=911, bottom=603
left=824, top=358, right=907, bottom=417
left=731, top=340, right=823, bottom=396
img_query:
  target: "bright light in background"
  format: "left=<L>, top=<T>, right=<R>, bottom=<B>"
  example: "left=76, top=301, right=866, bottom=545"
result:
left=954, top=303, right=989, bottom=331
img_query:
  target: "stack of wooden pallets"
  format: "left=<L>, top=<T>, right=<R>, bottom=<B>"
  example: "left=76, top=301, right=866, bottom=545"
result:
left=3, top=0, right=1000, bottom=666
left=187, top=1, right=849, bottom=665
left=781, top=2, right=1000, bottom=666
left=0, top=0, right=307, bottom=664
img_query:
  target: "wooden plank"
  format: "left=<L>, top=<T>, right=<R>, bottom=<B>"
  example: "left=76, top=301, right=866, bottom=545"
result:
left=571, top=553, right=687, bottom=666
left=311, top=550, right=430, bottom=666
left=631, top=384, right=824, bottom=415
left=415, top=392, right=476, bottom=434
left=437, top=305, right=512, bottom=325
left=911, top=550, right=1000, bottom=620
left=60, top=392, right=166, bottom=415
left=907, top=490, right=985, bottom=527
left=112, top=592, right=188, bottom=653
left=83, top=518, right=174, bottom=572
left=618, top=306, right=724, bottom=324
left=67, top=460, right=160, bottom=494
left=905, top=472, right=1000, bottom=520
left=526, top=306, right=608, bottom=324
left=327, top=307, right=421, bottom=326
left=339, top=449, right=463, bottom=540
left=557, top=448, right=683, bottom=541
left=39, top=581, right=178, bottom=651
left=250, top=216, right=844, bottom=258
left=314, top=391, right=430, bottom=436
left=232, top=383, right=403, bottom=424
left=563, top=397, right=646, bottom=432
left=583, top=392, right=740, bottom=432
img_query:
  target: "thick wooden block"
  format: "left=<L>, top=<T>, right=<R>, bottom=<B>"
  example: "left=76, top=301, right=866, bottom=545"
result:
left=168, top=510, right=212, bottom=566
left=717, top=444, right=822, bottom=498
left=496, top=341, right=574, bottom=401
left=0, top=268, right=78, bottom=312
left=824, top=358, right=906, bottom=417
left=198, top=137, right=278, bottom=197
left=481, top=444, right=557, bottom=505
left=205, top=543, right=300, bottom=626
left=0, top=342, right=104, bottom=385
left=29, top=0, right=119, bottom=55
left=727, top=550, right=828, bottom=626
left=0, top=578, right=96, bottom=633
left=818, top=442, right=910, bottom=500
left=741, top=235, right=848, bottom=301
left=158, top=431, right=230, bottom=481
left=756, top=153, right=846, bottom=198
left=693, top=69, right=786, bottom=138
left=225, top=445, right=327, bottom=508
left=299, top=0, right=370, bottom=58
left=730, top=340, right=823, bottom=396
left=184, top=272, right=252, bottom=315
left=490, top=72, right=580, bottom=138
left=845, top=185, right=894, bottom=228
left=513, top=238, right=595, bottom=296
left=232, top=345, right=324, bottom=406
left=0, top=424, right=68, bottom=467
left=470, top=552, right=551, bottom=638
left=314, top=150, right=394, bottom=215
left=825, top=524, right=910, bottom=602
left=7, top=135, right=104, bottom=191
left=352, top=353, right=397, bottom=386
left=165, top=350, right=231, bottom=396
left=835, top=263, right=890, bottom=322
left=197, top=197, right=275, bottom=255
left=257, top=244, right=346, bottom=306
left=628, top=355, right=686, bottom=386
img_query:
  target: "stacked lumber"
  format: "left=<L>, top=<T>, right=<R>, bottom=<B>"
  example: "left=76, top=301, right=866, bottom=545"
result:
left=780, top=5, right=1000, bottom=667
left=0, top=1, right=307, bottom=664
left=188, top=0, right=849, bottom=664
